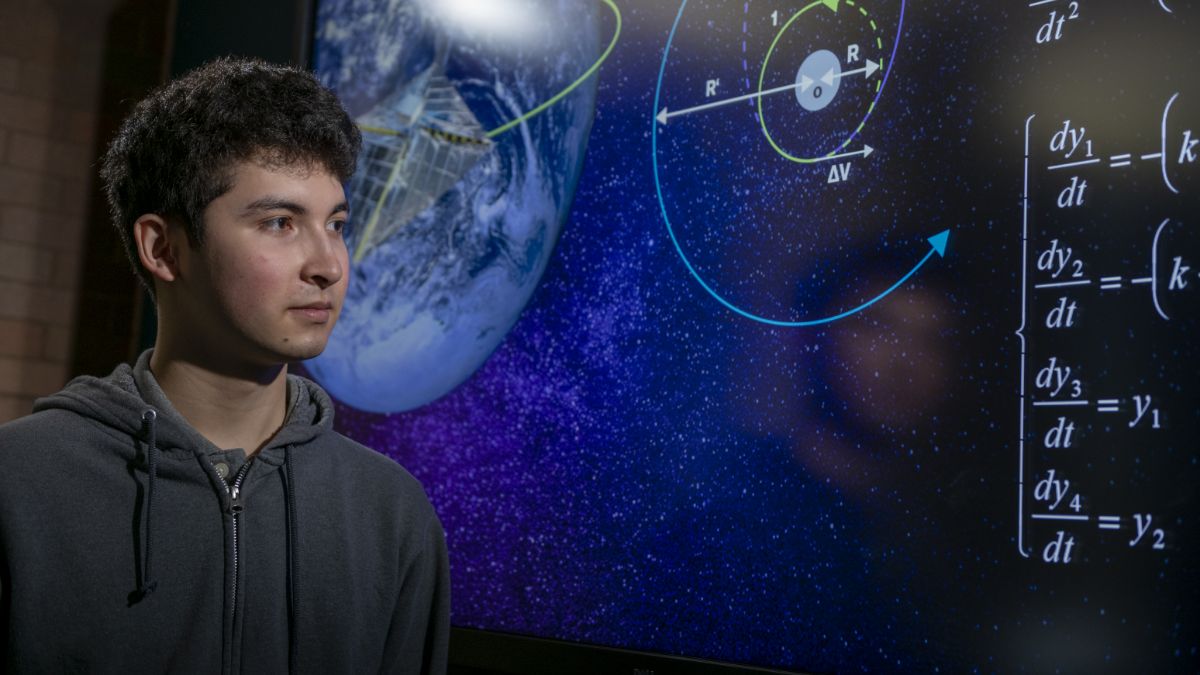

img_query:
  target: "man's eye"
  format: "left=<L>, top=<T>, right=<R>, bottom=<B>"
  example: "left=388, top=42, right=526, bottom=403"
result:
left=265, top=216, right=291, bottom=231
left=329, top=219, right=347, bottom=234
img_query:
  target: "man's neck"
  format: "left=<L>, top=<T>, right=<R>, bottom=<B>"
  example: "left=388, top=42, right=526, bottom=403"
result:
left=149, top=347, right=289, bottom=457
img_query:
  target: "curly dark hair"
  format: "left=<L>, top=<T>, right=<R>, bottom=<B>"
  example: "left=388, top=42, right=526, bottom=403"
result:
left=100, top=56, right=362, bottom=294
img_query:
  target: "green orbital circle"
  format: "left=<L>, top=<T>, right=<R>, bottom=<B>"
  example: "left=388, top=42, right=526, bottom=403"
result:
left=756, top=0, right=882, bottom=164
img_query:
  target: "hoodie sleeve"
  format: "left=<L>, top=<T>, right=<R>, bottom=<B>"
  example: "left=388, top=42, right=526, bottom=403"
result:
left=381, top=512, right=450, bottom=675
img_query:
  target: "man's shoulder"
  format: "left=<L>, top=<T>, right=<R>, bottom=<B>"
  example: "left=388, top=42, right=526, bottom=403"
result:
left=310, top=430, right=438, bottom=516
left=0, top=407, right=113, bottom=449
left=317, top=429, right=417, bottom=477
left=0, top=408, right=128, bottom=494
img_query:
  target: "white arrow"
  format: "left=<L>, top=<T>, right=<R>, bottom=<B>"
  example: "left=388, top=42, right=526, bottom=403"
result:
left=799, top=74, right=814, bottom=93
left=658, top=79, right=810, bottom=125
left=813, top=145, right=874, bottom=162
left=819, top=59, right=880, bottom=86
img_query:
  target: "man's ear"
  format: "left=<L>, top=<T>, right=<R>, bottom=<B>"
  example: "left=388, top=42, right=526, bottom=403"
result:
left=133, top=214, right=182, bottom=283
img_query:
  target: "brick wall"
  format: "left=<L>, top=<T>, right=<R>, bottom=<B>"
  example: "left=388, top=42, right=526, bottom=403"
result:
left=0, top=0, right=117, bottom=423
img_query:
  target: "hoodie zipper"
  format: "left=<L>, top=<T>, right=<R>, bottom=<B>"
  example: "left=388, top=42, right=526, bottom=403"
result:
left=209, top=456, right=253, bottom=670
left=228, top=461, right=252, bottom=612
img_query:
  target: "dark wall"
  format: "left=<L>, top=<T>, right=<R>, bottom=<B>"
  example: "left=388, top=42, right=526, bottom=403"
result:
left=169, top=0, right=314, bottom=74
left=70, top=0, right=172, bottom=378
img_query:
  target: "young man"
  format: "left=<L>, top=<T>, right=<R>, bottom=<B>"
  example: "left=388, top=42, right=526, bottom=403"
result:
left=0, top=58, right=449, bottom=673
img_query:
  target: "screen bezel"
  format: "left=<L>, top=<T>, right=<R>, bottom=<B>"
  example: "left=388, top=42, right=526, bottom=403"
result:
left=449, top=627, right=808, bottom=675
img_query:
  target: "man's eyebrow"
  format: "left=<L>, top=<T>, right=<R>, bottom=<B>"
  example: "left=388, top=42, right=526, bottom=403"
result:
left=241, top=198, right=350, bottom=218
left=242, top=197, right=307, bottom=216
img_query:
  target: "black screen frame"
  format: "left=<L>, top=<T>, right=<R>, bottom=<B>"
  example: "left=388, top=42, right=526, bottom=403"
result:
left=449, top=627, right=807, bottom=675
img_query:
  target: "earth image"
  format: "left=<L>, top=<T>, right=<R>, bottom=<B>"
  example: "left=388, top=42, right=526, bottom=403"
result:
left=306, top=0, right=604, bottom=413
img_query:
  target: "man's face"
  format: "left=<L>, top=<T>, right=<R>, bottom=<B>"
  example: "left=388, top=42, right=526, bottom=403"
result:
left=172, top=160, right=350, bottom=367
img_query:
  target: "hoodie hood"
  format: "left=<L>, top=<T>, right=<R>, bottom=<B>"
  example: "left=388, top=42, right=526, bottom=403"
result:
left=32, top=349, right=336, bottom=460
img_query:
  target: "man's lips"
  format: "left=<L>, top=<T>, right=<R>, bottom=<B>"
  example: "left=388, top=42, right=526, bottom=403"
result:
left=289, top=302, right=334, bottom=322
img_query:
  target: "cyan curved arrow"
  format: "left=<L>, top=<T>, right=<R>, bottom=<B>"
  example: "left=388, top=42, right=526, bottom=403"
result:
left=653, top=0, right=937, bottom=327
left=798, top=229, right=949, bottom=326
left=660, top=223, right=950, bottom=327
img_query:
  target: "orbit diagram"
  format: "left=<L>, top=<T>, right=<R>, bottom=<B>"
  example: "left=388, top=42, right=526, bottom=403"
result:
left=652, top=0, right=936, bottom=327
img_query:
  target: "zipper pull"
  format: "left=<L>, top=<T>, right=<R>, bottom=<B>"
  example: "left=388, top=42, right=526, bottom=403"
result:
left=222, top=459, right=252, bottom=515
left=229, top=484, right=244, bottom=514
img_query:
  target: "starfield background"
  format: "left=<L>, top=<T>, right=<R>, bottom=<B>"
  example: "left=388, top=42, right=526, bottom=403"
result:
left=311, top=1, right=1200, bottom=671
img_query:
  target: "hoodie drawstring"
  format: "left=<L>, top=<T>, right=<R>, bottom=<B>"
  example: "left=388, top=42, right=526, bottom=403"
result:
left=285, top=445, right=299, bottom=675
left=134, top=406, right=300, bottom=672
left=137, top=409, right=160, bottom=599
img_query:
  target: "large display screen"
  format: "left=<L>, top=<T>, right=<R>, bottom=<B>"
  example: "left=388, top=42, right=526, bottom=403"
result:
left=307, top=0, right=1199, bottom=671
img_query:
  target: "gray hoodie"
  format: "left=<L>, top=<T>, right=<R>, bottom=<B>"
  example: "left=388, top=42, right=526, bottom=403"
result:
left=0, top=351, right=449, bottom=674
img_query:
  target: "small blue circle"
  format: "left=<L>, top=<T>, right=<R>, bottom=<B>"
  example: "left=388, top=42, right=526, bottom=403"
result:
left=795, top=49, right=841, bottom=112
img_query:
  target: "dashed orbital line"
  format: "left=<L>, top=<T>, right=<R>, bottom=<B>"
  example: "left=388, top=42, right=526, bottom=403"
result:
left=845, top=0, right=884, bottom=96
left=740, top=1, right=884, bottom=98
left=756, top=0, right=894, bottom=163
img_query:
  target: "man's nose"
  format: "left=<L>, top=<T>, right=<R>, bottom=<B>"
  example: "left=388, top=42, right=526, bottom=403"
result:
left=301, top=228, right=345, bottom=289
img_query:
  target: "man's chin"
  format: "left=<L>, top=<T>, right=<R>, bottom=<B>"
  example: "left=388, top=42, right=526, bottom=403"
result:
left=273, top=337, right=330, bottom=364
